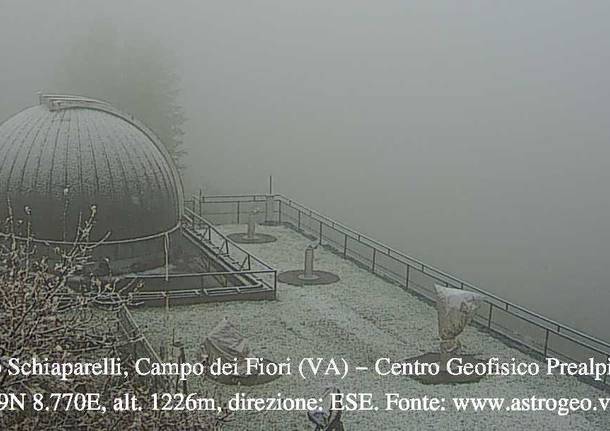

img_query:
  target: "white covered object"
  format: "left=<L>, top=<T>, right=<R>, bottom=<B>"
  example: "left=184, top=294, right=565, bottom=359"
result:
left=435, top=285, right=483, bottom=356
left=203, top=317, right=250, bottom=372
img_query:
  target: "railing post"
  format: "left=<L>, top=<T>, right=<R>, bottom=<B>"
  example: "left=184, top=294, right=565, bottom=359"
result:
left=487, top=304, right=493, bottom=328
left=343, top=234, right=348, bottom=258
left=371, top=248, right=376, bottom=273
left=405, top=264, right=410, bottom=289
left=543, top=330, right=549, bottom=357
left=198, top=189, right=202, bottom=219
left=319, top=221, right=323, bottom=245
left=237, top=201, right=241, bottom=224
left=278, top=199, right=282, bottom=223
left=297, top=209, right=301, bottom=230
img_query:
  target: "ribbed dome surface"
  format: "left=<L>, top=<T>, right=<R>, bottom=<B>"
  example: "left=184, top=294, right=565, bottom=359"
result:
left=0, top=97, right=182, bottom=241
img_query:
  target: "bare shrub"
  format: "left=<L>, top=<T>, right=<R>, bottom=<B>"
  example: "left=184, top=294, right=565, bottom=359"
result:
left=0, top=206, right=231, bottom=429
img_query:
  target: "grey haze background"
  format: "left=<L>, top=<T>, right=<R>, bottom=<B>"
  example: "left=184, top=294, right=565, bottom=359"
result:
left=1, top=0, right=609, bottom=339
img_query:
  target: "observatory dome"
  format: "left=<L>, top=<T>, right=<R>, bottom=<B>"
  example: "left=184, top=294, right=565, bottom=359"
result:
left=0, top=95, right=183, bottom=243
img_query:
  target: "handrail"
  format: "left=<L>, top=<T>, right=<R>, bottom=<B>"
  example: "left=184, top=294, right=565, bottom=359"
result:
left=0, top=223, right=181, bottom=245
left=196, top=194, right=269, bottom=200
left=116, top=304, right=169, bottom=389
left=183, top=207, right=275, bottom=272
left=274, top=194, right=610, bottom=350
left=181, top=207, right=278, bottom=299
left=123, top=269, right=275, bottom=279
left=195, top=193, right=610, bottom=354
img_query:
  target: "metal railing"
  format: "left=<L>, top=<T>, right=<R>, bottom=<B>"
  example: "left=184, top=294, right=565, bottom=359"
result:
left=109, top=206, right=278, bottom=305
left=125, top=269, right=277, bottom=303
left=116, top=304, right=169, bottom=390
left=194, top=192, right=610, bottom=388
left=181, top=205, right=277, bottom=298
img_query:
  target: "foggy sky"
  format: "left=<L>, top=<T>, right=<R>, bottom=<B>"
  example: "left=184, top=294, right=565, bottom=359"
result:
left=1, top=0, right=610, bottom=337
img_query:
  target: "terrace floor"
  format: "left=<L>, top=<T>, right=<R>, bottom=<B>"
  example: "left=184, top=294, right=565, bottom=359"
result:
left=132, top=224, right=609, bottom=430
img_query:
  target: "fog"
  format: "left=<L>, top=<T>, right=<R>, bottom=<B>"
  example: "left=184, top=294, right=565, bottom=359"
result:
left=1, top=0, right=609, bottom=339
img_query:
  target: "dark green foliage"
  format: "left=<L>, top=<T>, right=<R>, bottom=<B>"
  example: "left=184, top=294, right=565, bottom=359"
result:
left=54, top=23, right=186, bottom=167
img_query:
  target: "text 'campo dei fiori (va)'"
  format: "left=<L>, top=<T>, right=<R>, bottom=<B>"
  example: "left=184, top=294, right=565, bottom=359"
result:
left=3, top=356, right=610, bottom=382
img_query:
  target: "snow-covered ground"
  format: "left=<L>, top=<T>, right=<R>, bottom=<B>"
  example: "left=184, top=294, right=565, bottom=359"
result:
left=132, top=224, right=609, bottom=430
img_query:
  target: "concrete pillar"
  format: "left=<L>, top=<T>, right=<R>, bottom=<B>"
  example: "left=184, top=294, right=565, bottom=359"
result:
left=302, top=245, right=317, bottom=280
left=246, top=210, right=258, bottom=239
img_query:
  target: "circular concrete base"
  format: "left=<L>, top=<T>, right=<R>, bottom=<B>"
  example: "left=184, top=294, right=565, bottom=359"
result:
left=260, top=221, right=282, bottom=226
left=227, top=233, right=277, bottom=244
left=278, top=270, right=340, bottom=286
left=403, top=352, right=487, bottom=385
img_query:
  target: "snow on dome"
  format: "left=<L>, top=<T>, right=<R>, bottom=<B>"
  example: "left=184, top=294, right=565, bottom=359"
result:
left=0, top=94, right=183, bottom=242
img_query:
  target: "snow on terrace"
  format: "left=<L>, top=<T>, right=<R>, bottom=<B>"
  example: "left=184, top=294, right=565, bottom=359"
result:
left=132, top=224, right=609, bottom=430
